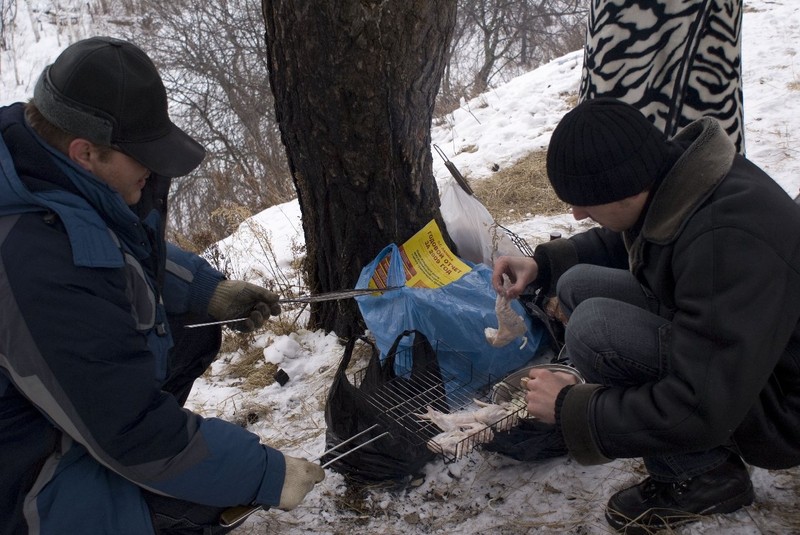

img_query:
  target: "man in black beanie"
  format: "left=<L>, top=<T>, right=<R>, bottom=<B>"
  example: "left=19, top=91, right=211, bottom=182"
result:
left=0, top=37, right=324, bottom=534
left=493, top=97, right=800, bottom=533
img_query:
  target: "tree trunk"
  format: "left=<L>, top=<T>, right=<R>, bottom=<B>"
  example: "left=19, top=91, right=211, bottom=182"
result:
left=261, top=0, right=457, bottom=337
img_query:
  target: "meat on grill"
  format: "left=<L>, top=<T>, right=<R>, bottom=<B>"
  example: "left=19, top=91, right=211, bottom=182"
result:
left=416, top=399, right=526, bottom=455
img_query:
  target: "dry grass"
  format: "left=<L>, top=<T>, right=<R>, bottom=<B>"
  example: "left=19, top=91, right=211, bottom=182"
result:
left=469, top=150, right=570, bottom=224
left=230, top=400, right=274, bottom=428
left=563, top=91, right=580, bottom=109
left=269, top=306, right=310, bottom=336
left=223, top=343, right=279, bottom=392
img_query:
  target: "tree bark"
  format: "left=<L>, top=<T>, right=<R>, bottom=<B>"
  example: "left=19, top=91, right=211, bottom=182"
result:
left=262, top=0, right=457, bottom=336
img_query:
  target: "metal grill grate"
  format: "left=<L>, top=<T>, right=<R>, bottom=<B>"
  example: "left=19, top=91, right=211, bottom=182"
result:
left=351, top=339, right=528, bottom=463
left=497, top=223, right=535, bottom=256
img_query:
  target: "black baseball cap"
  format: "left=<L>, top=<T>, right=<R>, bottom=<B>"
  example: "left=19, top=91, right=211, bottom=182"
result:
left=33, top=36, right=205, bottom=178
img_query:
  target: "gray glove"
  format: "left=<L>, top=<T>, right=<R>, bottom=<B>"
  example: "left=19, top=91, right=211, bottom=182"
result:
left=207, top=280, right=281, bottom=332
left=277, top=455, right=326, bottom=511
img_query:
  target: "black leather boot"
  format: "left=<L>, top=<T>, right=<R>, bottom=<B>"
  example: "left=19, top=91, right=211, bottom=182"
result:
left=605, top=454, right=754, bottom=533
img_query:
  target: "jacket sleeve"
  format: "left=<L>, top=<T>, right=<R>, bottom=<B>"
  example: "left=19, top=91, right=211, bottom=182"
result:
left=569, top=226, right=629, bottom=267
left=1, top=215, right=284, bottom=507
left=532, top=227, right=628, bottom=296
left=162, top=242, right=225, bottom=318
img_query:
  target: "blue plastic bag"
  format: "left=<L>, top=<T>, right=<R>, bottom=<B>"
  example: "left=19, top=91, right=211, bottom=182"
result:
left=355, top=243, right=544, bottom=395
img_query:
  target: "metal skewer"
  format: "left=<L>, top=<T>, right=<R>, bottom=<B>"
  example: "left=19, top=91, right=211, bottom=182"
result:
left=219, top=425, right=390, bottom=528
left=185, top=317, right=251, bottom=329
left=319, top=429, right=391, bottom=469
left=187, top=286, right=404, bottom=329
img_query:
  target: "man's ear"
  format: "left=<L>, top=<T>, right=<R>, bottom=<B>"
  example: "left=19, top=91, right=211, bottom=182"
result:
left=67, top=138, right=96, bottom=173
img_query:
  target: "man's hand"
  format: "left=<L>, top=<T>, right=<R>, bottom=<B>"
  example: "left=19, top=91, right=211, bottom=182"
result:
left=522, top=368, right=579, bottom=423
left=277, top=455, right=326, bottom=511
left=492, top=255, right=539, bottom=299
left=207, top=280, right=281, bottom=332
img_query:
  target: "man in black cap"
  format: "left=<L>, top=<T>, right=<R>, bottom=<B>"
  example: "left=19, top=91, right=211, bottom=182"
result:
left=0, top=37, right=323, bottom=534
left=493, top=97, right=800, bottom=533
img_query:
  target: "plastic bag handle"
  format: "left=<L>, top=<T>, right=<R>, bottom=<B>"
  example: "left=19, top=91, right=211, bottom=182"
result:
left=335, top=336, right=378, bottom=376
left=384, top=329, right=424, bottom=367
left=384, top=244, right=407, bottom=287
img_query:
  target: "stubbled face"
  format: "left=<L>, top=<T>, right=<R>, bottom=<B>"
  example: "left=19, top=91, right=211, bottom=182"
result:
left=89, top=149, right=151, bottom=205
left=68, top=138, right=151, bottom=206
left=570, top=191, right=650, bottom=232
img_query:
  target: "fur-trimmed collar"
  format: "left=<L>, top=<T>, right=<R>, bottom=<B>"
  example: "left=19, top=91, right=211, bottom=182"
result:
left=637, top=117, right=736, bottom=245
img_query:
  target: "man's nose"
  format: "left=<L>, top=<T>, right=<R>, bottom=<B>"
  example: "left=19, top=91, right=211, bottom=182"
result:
left=572, top=206, right=589, bottom=220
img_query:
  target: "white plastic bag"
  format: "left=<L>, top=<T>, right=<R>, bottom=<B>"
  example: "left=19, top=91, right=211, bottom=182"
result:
left=439, top=178, right=521, bottom=266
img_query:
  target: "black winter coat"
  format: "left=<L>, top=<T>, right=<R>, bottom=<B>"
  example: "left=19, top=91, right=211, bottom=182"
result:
left=541, top=118, right=800, bottom=469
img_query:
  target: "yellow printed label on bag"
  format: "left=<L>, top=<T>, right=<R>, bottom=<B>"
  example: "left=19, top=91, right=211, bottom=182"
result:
left=369, top=220, right=472, bottom=289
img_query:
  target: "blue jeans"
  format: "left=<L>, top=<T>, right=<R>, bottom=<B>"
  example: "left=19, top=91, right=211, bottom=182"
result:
left=556, top=264, right=730, bottom=482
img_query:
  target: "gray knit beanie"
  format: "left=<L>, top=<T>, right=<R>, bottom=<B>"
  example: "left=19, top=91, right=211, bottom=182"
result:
left=546, top=98, right=671, bottom=206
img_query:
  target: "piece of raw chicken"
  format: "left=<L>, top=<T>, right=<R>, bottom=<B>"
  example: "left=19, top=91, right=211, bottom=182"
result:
left=416, top=399, right=526, bottom=455
left=485, top=274, right=528, bottom=348
left=427, top=422, right=494, bottom=457
left=415, top=399, right=519, bottom=430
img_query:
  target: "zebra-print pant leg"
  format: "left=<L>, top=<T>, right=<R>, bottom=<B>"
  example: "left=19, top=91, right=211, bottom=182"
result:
left=578, top=0, right=744, bottom=154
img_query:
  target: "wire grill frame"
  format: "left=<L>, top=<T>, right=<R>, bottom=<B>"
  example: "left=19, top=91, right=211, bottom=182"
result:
left=497, top=223, right=535, bottom=256
left=351, top=339, right=528, bottom=463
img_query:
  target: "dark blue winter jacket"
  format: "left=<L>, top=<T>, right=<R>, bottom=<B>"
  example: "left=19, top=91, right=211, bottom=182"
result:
left=0, top=103, right=285, bottom=534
